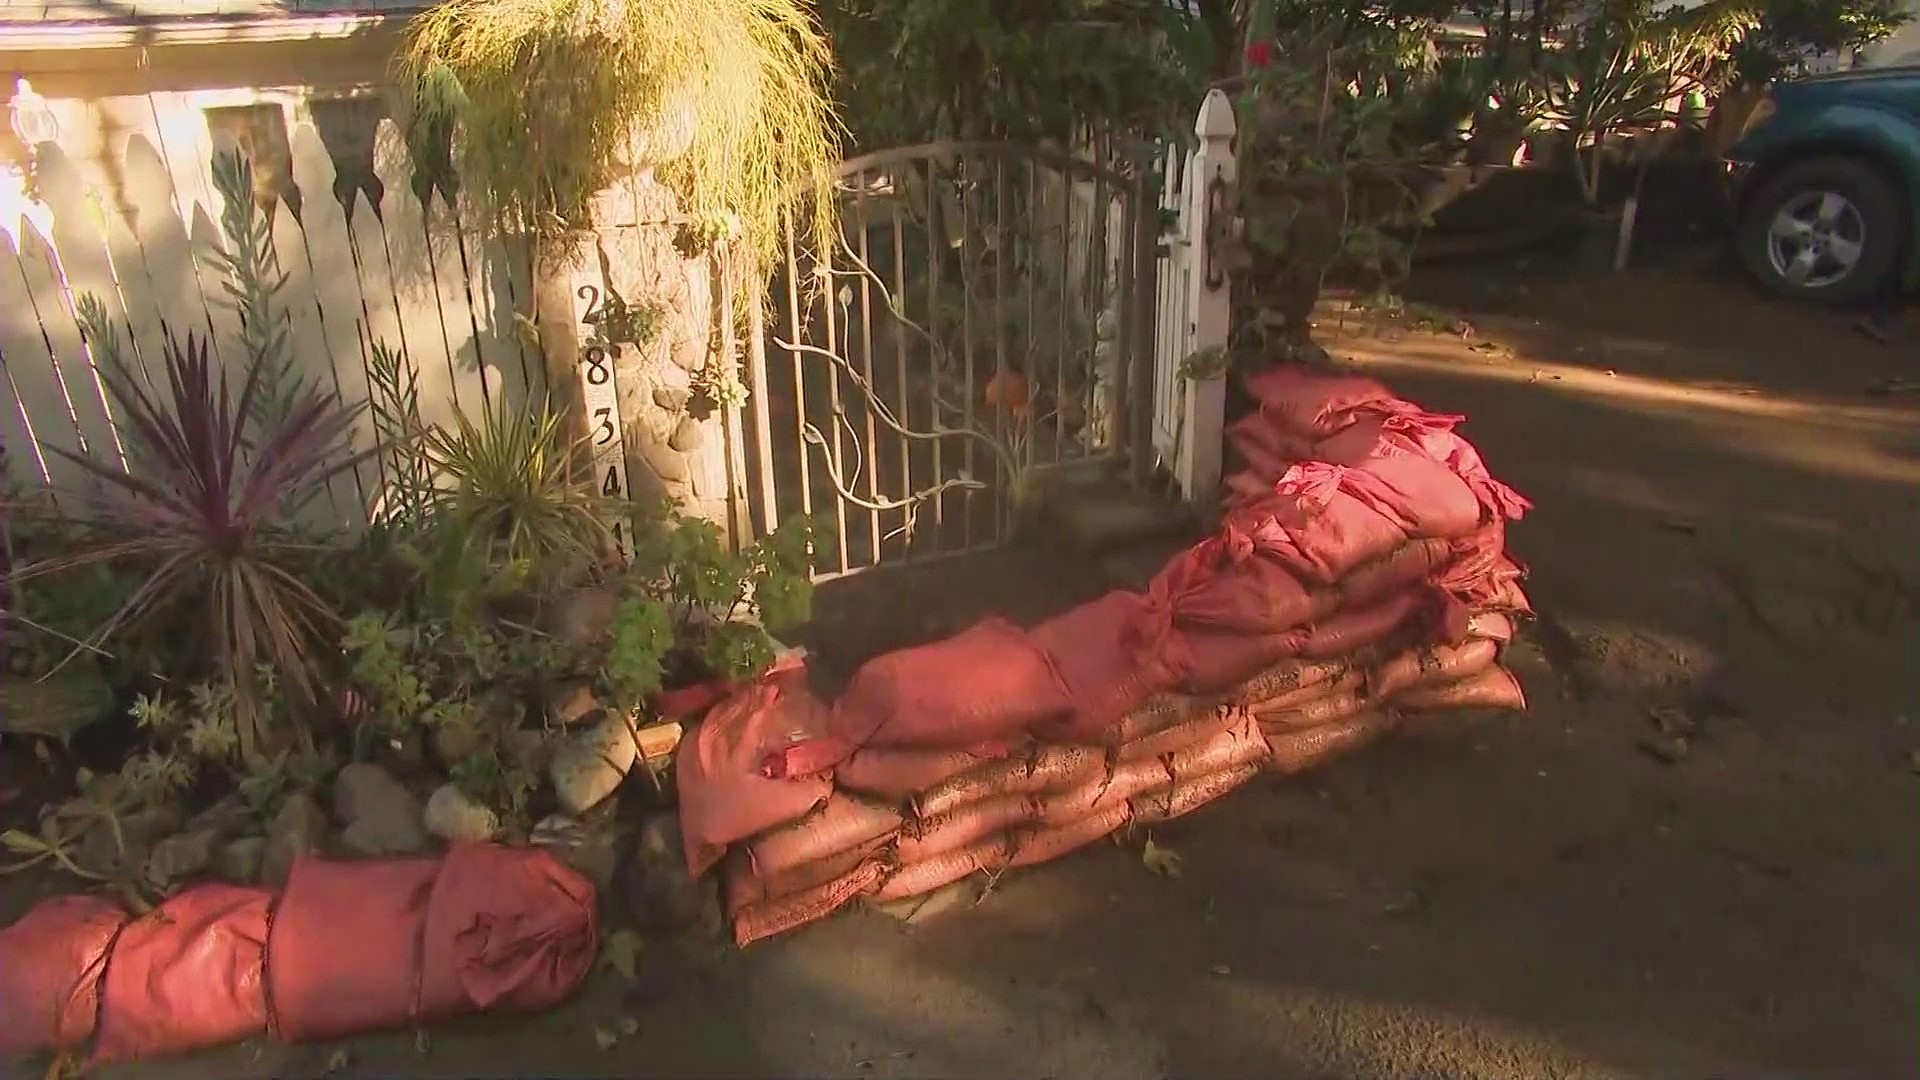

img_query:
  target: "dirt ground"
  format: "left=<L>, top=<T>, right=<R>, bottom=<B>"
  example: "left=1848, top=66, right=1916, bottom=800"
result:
left=14, top=262, right=1917, bottom=1080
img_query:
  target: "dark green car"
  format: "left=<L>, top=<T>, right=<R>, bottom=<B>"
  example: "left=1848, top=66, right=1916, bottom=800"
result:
left=1727, top=65, right=1920, bottom=306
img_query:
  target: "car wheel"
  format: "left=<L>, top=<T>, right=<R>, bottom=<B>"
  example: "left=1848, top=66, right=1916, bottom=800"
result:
left=1737, top=156, right=1906, bottom=307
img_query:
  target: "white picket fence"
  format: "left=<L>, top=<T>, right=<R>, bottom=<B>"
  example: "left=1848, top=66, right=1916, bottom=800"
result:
left=0, top=103, right=540, bottom=527
left=1149, top=88, right=1233, bottom=507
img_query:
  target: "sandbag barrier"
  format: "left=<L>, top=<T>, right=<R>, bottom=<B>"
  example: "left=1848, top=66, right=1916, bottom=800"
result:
left=0, top=844, right=596, bottom=1064
left=686, top=364, right=1535, bottom=948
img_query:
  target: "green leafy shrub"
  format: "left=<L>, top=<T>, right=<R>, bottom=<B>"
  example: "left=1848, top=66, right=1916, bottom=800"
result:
left=628, top=509, right=821, bottom=684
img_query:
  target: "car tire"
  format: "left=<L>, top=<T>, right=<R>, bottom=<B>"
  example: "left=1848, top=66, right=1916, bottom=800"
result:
left=1736, top=155, right=1907, bottom=307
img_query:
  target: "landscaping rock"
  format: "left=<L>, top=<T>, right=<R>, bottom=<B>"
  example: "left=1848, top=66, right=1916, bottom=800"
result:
left=550, top=711, right=637, bottom=815
left=424, top=783, right=501, bottom=843
left=333, top=763, right=428, bottom=857
left=74, top=805, right=181, bottom=879
left=502, top=727, right=552, bottom=776
left=530, top=812, right=620, bottom=893
left=668, top=415, right=703, bottom=452
left=545, top=679, right=604, bottom=728
left=213, top=835, right=267, bottom=884
left=432, top=713, right=489, bottom=765
left=143, top=827, right=217, bottom=889
left=621, top=812, right=721, bottom=936
left=552, top=587, right=620, bottom=650
left=186, top=794, right=255, bottom=840
left=261, top=793, right=327, bottom=887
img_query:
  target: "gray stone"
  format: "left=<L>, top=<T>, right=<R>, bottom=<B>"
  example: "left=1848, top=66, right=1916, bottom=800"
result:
left=621, top=813, right=721, bottom=936
left=652, top=385, right=691, bottom=413
left=667, top=415, right=704, bottom=453
left=74, top=805, right=180, bottom=879
left=333, top=763, right=428, bottom=857
left=551, top=587, right=619, bottom=651
left=261, top=793, right=327, bottom=887
left=213, top=835, right=267, bottom=884
left=143, top=827, right=217, bottom=889
left=186, top=794, right=256, bottom=840
left=424, top=783, right=500, bottom=843
left=432, top=713, right=489, bottom=766
left=549, top=711, right=638, bottom=815
left=545, top=679, right=603, bottom=728
left=502, top=727, right=552, bottom=776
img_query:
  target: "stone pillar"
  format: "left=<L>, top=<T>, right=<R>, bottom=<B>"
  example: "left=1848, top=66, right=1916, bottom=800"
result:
left=562, top=171, right=733, bottom=543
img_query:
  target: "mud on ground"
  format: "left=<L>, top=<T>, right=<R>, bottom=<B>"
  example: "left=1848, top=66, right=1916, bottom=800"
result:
left=12, top=263, right=1916, bottom=1080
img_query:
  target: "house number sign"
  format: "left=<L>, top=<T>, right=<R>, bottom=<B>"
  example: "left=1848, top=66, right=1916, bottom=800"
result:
left=571, top=274, right=632, bottom=559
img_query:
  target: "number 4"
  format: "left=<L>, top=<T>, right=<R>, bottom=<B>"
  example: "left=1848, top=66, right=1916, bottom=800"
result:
left=602, top=466, right=622, bottom=498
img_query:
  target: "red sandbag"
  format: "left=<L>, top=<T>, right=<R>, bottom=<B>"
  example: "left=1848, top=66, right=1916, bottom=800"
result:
left=416, top=844, right=596, bottom=1019
left=1224, top=468, right=1276, bottom=504
left=679, top=655, right=834, bottom=877
left=1034, top=757, right=1171, bottom=825
left=1131, top=762, right=1262, bottom=824
left=1339, top=537, right=1454, bottom=608
left=1367, top=638, right=1499, bottom=700
left=913, top=744, right=1106, bottom=819
left=1029, top=591, right=1185, bottom=743
left=1116, top=706, right=1240, bottom=765
left=1009, top=801, right=1132, bottom=867
left=871, top=836, right=1013, bottom=903
left=1257, top=686, right=1369, bottom=730
left=1165, top=710, right=1270, bottom=782
left=92, top=884, right=271, bottom=1064
left=1395, top=664, right=1527, bottom=712
left=268, top=855, right=439, bottom=1043
left=1243, top=365, right=1397, bottom=438
left=1298, top=589, right=1428, bottom=659
left=1226, top=416, right=1301, bottom=482
left=1245, top=668, right=1364, bottom=713
left=1152, top=533, right=1325, bottom=634
left=1227, top=655, right=1349, bottom=707
left=1225, top=475, right=1408, bottom=585
left=830, top=618, right=1070, bottom=749
left=733, top=861, right=887, bottom=947
left=0, top=894, right=127, bottom=1057
left=725, top=834, right=893, bottom=910
left=1177, top=625, right=1308, bottom=694
left=1341, top=454, right=1483, bottom=540
left=1318, top=411, right=1531, bottom=523
left=1466, top=610, right=1517, bottom=642
left=834, top=744, right=1011, bottom=804
left=745, top=794, right=904, bottom=880
left=1265, top=710, right=1399, bottom=774
left=897, top=792, right=1035, bottom=863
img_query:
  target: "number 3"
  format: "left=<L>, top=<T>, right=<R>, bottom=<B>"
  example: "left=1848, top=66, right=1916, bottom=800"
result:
left=593, top=407, right=615, bottom=445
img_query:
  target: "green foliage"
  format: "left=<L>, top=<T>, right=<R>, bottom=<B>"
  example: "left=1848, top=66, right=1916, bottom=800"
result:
left=602, top=595, right=672, bottom=709
left=207, top=149, right=305, bottom=439
left=1731, top=0, right=1914, bottom=86
left=628, top=509, right=820, bottom=682
left=821, top=0, right=1203, bottom=146
left=398, top=0, right=843, bottom=280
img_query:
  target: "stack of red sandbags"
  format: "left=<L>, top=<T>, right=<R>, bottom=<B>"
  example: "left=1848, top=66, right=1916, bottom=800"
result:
left=0, top=844, right=596, bottom=1066
left=679, top=363, right=1534, bottom=947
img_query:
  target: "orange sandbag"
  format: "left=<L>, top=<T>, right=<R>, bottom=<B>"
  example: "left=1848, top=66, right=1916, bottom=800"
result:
left=725, top=834, right=894, bottom=910
left=1029, top=591, right=1185, bottom=743
left=1256, top=686, right=1369, bottom=730
left=871, top=836, right=1013, bottom=903
left=1033, top=757, right=1171, bottom=826
left=1165, top=710, right=1270, bottom=782
left=1244, top=668, right=1364, bottom=713
left=1395, top=664, right=1527, bottom=712
left=830, top=618, right=1070, bottom=749
left=268, top=855, right=439, bottom=1043
left=1115, top=705, right=1240, bottom=765
left=415, top=844, right=596, bottom=1019
left=1227, top=655, right=1348, bottom=707
left=1131, top=762, right=1262, bottom=824
left=745, top=794, right=904, bottom=880
left=1366, top=638, right=1498, bottom=700
left=1153, top=536, right=1324, bottom=634
left=91, top=884, right=271, bottom=1064
left=678, top=656, right=835, bottom=877
left=0, top=894, right=127, bottom=1057
left=1110, top=694, right=1208, bottom=745
left=835, top=744, right=1008, bottom=804
left=1298, top=589, right=1428, bottom=659
left=1265, top=710, right=1398, bottom=774
left=1466, top=609, right=1517, bottom=642
left=1340, top=538, right=1455, bottom=608
left=1009, top=801, right=1132, bottom=867
left=733, top=861, right=888, bottom=947
left=913, top=744, right=1106, bottom=819
left=897, top=792, right=1036, bottom=863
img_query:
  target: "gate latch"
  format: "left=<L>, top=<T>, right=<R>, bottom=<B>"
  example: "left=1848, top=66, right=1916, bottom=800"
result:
left=1203, top=172, right=1250, bottom=290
